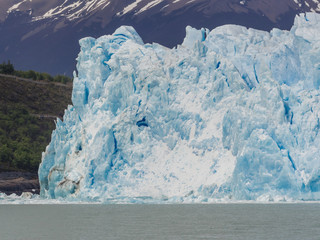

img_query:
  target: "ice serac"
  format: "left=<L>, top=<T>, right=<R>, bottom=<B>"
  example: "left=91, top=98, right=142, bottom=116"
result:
left=39, top=13, right=320, bottom=202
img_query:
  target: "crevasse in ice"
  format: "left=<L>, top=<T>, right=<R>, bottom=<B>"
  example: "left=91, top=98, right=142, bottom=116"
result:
left=39, top=13, right=320, bottom=202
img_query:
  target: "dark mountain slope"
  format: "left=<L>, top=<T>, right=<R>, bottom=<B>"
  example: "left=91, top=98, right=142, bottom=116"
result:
left=0, top=0, right=319, bottom=76
left=0, top=74, right=72, bottom=172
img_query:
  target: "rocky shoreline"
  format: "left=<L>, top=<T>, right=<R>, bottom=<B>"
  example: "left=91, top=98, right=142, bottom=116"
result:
left=0, top=172, right=40, bottom=195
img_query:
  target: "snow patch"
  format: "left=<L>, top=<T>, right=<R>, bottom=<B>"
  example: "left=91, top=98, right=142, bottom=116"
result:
left=135, top=0, right=164, bottom=15
left=117, top=0, right=143, bottom=16
left=7, top=0, right=31, bottom=13
left=32, top=0, right=111, bottom=21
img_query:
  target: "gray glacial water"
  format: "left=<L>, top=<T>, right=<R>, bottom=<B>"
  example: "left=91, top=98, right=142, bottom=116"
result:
left=0, top=203, right=319, bottom=240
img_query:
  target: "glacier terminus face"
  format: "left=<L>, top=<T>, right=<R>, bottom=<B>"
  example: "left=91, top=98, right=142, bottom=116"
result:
left=39, top=13, right=320, bottom=202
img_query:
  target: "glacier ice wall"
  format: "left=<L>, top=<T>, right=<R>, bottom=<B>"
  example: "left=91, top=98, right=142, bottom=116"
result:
left=39, top=13, right=320, bottom=202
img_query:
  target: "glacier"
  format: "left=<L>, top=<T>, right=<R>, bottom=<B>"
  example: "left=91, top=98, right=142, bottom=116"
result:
left=39, top=13, right=320, bottom=202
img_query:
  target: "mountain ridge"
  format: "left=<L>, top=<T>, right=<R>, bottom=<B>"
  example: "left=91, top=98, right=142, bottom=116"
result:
left=1, top=0, right=319, bottom=76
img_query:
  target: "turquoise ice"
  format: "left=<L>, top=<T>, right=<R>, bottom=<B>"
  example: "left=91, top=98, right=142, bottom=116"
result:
left=39, top=13, right=320, bottom=202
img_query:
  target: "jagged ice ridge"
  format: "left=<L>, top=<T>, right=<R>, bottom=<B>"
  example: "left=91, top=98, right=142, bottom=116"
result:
left=39, top=13, right=320, bottom=202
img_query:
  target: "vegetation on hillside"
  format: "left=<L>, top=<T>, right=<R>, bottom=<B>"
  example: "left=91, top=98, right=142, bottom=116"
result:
left=0, top=71, right=72, bottom=172
left=0, top=105, right=54, bottom=171
left=0, top=60, right=72, bottom=84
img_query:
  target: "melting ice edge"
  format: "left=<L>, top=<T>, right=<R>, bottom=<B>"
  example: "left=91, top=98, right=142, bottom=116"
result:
left=38, top=13, right=320, bottom=203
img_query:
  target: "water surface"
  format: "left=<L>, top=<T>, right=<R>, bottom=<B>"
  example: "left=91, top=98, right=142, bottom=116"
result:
left=1, top=203, right=319, bottom=240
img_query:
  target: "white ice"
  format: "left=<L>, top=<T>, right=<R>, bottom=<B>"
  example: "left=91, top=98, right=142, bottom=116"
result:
left=38, top=13, right=320, bottom=203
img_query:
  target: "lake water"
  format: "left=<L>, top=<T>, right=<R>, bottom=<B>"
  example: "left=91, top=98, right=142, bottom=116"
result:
left=0, top=203, right=319, bottom=240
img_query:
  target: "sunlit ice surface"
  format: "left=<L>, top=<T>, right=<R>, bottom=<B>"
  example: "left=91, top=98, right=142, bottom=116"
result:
left=37, top=12, right=320, bottom=203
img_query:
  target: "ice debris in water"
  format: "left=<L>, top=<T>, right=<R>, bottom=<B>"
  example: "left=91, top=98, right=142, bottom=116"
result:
left=39, top=13, right=320, bottom=203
